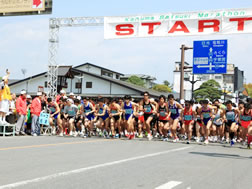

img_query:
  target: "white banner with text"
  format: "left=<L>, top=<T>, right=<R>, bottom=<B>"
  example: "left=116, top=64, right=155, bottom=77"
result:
left=104, top=8, right=252, bottom=39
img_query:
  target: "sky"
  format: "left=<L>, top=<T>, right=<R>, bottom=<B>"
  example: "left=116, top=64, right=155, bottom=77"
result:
left=0, top=0, right=252, bottom=84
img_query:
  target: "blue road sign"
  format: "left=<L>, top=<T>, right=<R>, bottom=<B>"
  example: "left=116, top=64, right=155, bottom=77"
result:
left=193, top=40, right=227, bottom=74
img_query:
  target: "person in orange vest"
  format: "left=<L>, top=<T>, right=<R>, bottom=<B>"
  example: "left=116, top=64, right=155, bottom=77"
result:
left=31, top=92, right=42, bottom=136
left=0, top=70, right=11, bottom=125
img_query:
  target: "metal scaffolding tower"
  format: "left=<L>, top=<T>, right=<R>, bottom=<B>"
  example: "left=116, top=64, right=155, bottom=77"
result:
left=48, top=17, right=104, bottom=97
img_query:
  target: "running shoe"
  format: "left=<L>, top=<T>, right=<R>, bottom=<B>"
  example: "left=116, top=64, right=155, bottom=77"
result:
left=130, top=133, right=135, bottom=140
left=147, top=134, right=153, bottom=141
left=196, top=137, right=200, bottom=143
left=59, top=132, right=63, bottom=137
left=172, top=137, right=179, bottom=143
left=209, top=136, right=213, bottom=142
left=145, top=131, right=148, bottom=137
left=163, top=137, right=168, bottom=142
left=98, top=131, right=103, bottom=137
left=73, top=131, right=78, bottom=137
left=248, top=144, right=251, bottom=149
left=115, top=134, right=119, bottom=139
left=138, top=134, right=143, bottom=138
left=127, top=134, right=131, bottom=140
left=186, top=140, right=190, bottom=144
left=69, top=131, right=73, bottom=136
left=52, top=128, right=56, bottom=135
left=204, top=139, right=209, bottom=145
left=230, top=140, right=235, bottom=146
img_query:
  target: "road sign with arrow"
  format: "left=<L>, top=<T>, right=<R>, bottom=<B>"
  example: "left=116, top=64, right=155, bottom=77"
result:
left=193, top=40, right=227, bottom=74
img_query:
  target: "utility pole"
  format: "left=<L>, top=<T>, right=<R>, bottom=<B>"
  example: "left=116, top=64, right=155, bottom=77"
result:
left=180, top=45, right=185, bottom=100
left=180, top=45, right=193, bottom=100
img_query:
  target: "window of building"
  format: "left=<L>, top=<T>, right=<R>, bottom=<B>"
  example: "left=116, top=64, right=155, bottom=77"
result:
left=86, top=82, right=92, bottom=88
left=75, top=82, right=82, bottom=89
left=223, top=75, right=234, bottom=83
left=101, top=70, right=113, bottom=78
left=215, top=76, right=222, bottom=80
left=116, top=74, right=120, bottom=79
left=44, top=81, right=47, bottom=88
left=201, top=75, right=210, bottom=80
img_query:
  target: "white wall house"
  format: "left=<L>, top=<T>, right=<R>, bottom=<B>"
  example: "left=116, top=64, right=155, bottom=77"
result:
left=9, top=63, right=169, bottom=98
left=75, top=63, right=124, bottom=80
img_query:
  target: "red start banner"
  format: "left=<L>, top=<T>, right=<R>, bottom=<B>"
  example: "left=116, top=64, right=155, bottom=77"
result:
left=104, top=8, right=252, bottom=39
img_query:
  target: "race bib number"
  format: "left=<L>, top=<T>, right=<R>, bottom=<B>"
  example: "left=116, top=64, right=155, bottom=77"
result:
left=85, top=109, right=91, bottom=113
left=68, top=110, right=76, bottom=117
left=145, top=107, right=151, bottom=113
left=241, top=115, right=251, bottom=121
left=111, top=110, right=117, bottom=114
left=39, top=113, right=50, bottom=126
left=203, top=113, right=210, bottom=119
left=226, top=114, right=234, bottom=120
left=160, top=111, right=166, bottom=117
left=125, top=109, right=133, bottom=115
left=184, top=115, right=192, bottom=121
left=170, top=109, right=177, bottom=114
left=50, top=107, right=56, bottom=113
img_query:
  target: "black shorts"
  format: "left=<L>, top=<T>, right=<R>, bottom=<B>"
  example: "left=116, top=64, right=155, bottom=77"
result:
left=159, top=120, right=168, bottom=124
left=134, top=116, right=139, bottom=123
left=213, top=123, right=222, bottom=127
left=74, top=115, right=83, bottom=124
left=144, top=113, right=154, bottom=121
left=196, top=119, right=202, bottom=124
left=225, top=120, right=235, bottom=127
left=113, top=115, right=120, bottom=121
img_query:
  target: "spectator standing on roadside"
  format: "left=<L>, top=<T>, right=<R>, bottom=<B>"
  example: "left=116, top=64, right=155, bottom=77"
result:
left=15, top=90, right=27, bottom=135
left=6, top=93, right=17, bottom=124
left=31, top=92, right=42, bottom=136
left=0, top=70, right=11, bottom=125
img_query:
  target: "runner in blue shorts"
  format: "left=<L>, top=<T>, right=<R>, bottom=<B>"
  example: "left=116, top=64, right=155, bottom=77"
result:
left=95, top=97, right=110, bottom=138
left=167, top=94, right=183, bottom=143
left=48, top=97, right=63, bottom=136
left=81, top=97, right=95, bottom=137
left=121, top=95, right=138, bottom=140
left=200, top=100, right=213, bottom=145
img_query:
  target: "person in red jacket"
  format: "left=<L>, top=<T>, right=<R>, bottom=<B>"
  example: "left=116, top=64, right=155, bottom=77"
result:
left=31, top=92, right=42, bottom=136
left=15, top=90, right=27, bottom=135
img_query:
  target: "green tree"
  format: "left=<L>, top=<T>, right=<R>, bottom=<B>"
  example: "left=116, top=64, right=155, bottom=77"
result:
left=163, top=80, right=173, bottom=89
left=244, top=84, right=252, bottom=97
left=194, top=79, right=222, bottom=101
left=126, top=75, right=145, bottom=87
left=152, top=84, right=172, bottom=93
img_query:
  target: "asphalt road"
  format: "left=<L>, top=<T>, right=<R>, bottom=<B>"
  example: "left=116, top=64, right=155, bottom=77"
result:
left=0, top=136, right=251, bottom=189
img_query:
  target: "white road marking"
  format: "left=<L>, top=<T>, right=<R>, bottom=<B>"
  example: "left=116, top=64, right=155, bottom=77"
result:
left=155, top=181, right=182, bottom=189
left=0, top=146, right=191, bottom=189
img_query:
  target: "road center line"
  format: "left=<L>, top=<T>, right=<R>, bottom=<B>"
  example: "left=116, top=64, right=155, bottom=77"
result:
left=0, top=146, right=191, bottom=189
left=155, top=181, right=182, bottom=189
left=0, top=139, right=109, bottom=151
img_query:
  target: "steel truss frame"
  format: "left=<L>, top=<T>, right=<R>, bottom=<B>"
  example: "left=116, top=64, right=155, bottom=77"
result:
left=48, top=17, right=104, bottom=97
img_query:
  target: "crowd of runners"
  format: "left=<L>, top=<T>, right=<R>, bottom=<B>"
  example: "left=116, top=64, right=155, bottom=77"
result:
left=1, top=70, right=252, bottom=149
left=7, top=88, right=252, bottom=149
